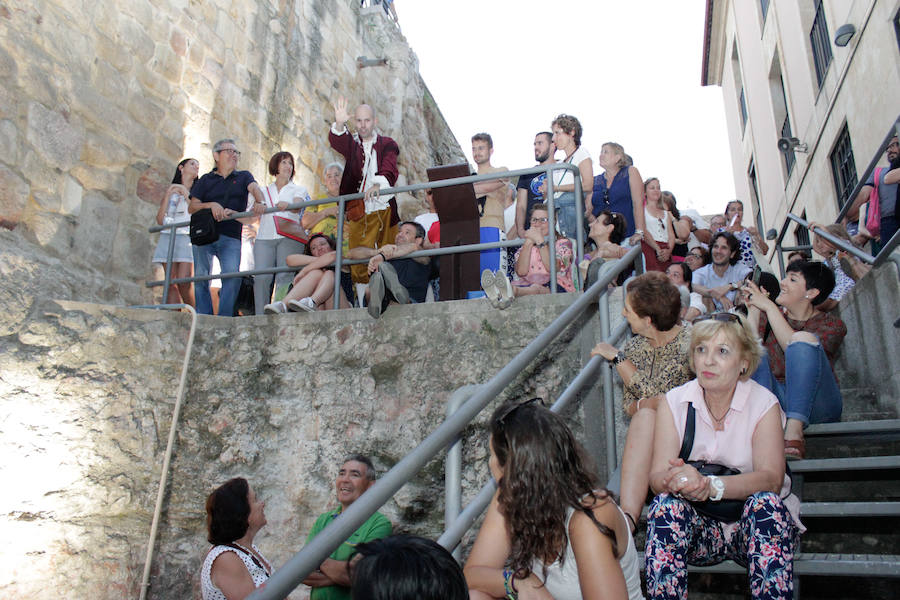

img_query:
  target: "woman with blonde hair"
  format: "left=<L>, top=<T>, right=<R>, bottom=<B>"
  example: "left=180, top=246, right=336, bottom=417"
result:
left=590, top=142, right=647, bottom=246
left=645, top=312, right=799, bottom=599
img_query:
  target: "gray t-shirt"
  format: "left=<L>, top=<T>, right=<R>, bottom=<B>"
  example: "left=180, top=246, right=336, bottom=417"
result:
left=865, top=167, right=897, bottom=217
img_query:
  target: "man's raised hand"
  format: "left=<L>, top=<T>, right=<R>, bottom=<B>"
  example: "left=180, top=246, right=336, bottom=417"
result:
left=333, top=96, right=350, bottom=127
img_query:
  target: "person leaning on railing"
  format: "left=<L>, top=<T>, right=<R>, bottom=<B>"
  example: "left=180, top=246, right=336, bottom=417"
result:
left=645, top=313, right=800, bottom=600
left=590, top=272, right=693, bottom=534
left=200, top=478, right=272, bottom=600
left=742, top=260, right=846, bottom=461
left=464, top=399, right=644, bottom=600
left=152, top=157, right=199, bottom=307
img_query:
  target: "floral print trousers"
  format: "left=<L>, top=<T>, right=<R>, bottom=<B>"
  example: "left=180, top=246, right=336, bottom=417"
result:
left=645, top=492, right=799, bottom=599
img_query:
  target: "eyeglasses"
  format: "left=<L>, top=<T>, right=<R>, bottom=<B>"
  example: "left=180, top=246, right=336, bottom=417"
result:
left=694, top=312, right=742, bottom=324
left=686, top=252, right=703, bottom=260
left=218, top=148, right=241, bottom=156
left=494, top=397, right=545, bottom=425
left=531, top=217, right=549, bottom=223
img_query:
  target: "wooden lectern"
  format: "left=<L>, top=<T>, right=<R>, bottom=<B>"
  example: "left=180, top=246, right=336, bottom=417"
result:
left=427, top=163, right=480, bottom=300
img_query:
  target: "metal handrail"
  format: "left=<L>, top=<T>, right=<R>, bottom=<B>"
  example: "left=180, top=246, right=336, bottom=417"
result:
left=246, top=244, right=642, bottom=600
left=147, top=163, right=584, bottom=309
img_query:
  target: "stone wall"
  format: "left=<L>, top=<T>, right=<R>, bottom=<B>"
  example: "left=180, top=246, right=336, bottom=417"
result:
left=0, top=292, right=624, bottom=599
left=0, top=0, right=465, bottom=310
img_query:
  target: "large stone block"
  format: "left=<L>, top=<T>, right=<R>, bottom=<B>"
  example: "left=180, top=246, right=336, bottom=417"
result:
left=111, top=220, right=153, bottom=277
left=0, top=165, right=29, bottom=230
left=69, top=164, right=127, bottom=200
left=72, top=192, right=120, bottom=267
left=82, top=130, right=132, bottom=170
left=135, top=165, right=170, bottom=206
left=0, top=119, right=18, bottom=165
left=60, top=176, right=84, bottom=216
left=26, top=102, right=85, bottom=171
left=93, top=31, right=134, bottom=73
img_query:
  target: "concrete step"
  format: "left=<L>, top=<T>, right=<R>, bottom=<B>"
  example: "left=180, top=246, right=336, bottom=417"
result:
left=805, top=419, right=900, bottom=436
left=682, top=553, right=900, bottom=577
left=789, top=455, right=900, bottom=473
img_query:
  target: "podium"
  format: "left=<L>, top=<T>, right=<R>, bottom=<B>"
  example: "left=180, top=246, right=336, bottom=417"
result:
left=427, top=163, right=481, bottom=300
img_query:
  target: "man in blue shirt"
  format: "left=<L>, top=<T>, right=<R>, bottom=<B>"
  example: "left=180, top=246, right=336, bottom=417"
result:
left=189, top=138, right=266, bottom=316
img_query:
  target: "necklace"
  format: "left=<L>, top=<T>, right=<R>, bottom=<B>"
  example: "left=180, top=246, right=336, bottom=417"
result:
left=703, top=396, right=730, bottom=425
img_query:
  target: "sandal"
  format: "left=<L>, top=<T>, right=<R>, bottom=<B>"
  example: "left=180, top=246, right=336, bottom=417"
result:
left=784, top=438, right=806, bottom=461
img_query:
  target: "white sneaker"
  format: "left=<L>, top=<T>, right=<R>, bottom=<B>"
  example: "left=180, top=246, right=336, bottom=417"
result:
left=495, top=271, right=514, bottom=309
left=263, top=301, right=287, bottom=314
left=287, top=297, right=318, bottom=312
left=480, top=269, right=501, bottom=307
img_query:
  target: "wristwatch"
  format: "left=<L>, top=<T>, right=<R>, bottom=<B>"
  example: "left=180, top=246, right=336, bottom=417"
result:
left=707, top=475, right=725, bottom=502
left=611, top=350, right=626, bottom=366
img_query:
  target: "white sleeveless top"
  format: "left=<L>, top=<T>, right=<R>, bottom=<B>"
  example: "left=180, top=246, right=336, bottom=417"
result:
left=532, top=505, right=644, bottom=600
left=644, top=206, right=670, bottom=243
left=201, top=543, right=271, bottom=600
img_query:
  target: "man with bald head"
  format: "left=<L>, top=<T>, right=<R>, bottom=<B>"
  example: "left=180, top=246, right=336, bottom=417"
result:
left=329, top=97, right=401, bottom=285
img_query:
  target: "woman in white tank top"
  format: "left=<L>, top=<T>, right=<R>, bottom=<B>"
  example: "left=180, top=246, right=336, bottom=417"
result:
left=464, top=400, right=644, bottom=600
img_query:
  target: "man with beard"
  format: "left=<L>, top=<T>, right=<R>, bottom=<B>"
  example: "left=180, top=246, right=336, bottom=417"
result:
left=844, top=135, right=899, bottom=247
left=691, top=231, right=751, bottom=310
left=515, top=131, right=557, bottom=237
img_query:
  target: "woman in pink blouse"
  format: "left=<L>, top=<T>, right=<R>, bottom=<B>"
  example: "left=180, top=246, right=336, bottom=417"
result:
left=645, top=313, right=799, bottom=600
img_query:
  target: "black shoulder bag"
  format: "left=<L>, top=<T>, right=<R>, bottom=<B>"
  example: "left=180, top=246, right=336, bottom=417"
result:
left=678, top=403, right=745, bottom=522
left=190, top=181, right=233, bottom=246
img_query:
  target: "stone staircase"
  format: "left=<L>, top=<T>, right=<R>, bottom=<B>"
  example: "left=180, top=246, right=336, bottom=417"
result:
left=635, top=385, right=900, bottom=598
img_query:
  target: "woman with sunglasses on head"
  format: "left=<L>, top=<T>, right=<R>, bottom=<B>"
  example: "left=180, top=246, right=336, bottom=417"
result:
left=742, top=260, right=846, bottom=460
left=590, top=272, right=693, bottom=535
left=464, top=399, right=643, bottom=600
left=645, top=312, right=800, bottom=600
left=201, top=478, right=272, bottom=600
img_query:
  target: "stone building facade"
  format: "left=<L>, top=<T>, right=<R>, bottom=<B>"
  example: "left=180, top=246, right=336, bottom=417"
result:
left=702, top=0, right=900, bottom=257
left=0, top=0, right=465, bottom=317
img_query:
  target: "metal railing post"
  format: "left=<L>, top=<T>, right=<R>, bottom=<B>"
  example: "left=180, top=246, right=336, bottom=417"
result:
left=162, top=227, right=177, bottom=302
left=333, top=196, right=346, bottom=309
left=596, top=262, right=617, bottom=473
left=444, top=384, right=481, bottom=560
left=545, top=164, right=558, bottom=293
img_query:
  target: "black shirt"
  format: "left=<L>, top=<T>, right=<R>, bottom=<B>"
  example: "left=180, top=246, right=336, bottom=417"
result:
left=191, top=169, right=256, bottom=239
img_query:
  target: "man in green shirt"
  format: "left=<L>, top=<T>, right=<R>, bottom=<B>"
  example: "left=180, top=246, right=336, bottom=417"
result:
left=303, top=454, right=392, bottom=600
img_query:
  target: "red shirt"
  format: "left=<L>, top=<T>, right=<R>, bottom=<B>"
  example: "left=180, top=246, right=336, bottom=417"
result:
left=757, top=309, right=846, bottom=383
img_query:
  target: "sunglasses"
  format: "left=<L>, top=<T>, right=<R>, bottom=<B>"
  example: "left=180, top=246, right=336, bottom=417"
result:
left=494, top=397, right=545, bottom=425
left=694, top=312, right=742, bottom=324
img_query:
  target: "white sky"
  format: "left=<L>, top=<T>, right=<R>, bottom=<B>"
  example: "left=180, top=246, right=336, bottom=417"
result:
left=398, top=0, right=736, bottom=216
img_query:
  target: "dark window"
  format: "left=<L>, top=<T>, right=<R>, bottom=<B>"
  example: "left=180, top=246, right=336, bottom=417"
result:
left=895, top=7, right=900, bottom=53
left=761, top=0, right=769, bottom=22
left=748, top=158, right=764, bottom=234
left=795, top=212, right=811, bottom=250
left=739, top=87, right=748, bottom=132
left=829, top=124, right=858, bottom=210
left=810, top=0, right=833, bottom=88
left=781, top=116, right=795, bottom=176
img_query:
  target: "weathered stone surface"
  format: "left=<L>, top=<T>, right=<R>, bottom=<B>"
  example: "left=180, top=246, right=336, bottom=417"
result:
left=0, top=119, right=18, bottom=165
left=0, top=292, right=620, bottom=599
left=0, top=165, right=29, bottom=230
left=136, top=166, right=171, bottom=206
left=25, top=102, right=85, bottom=171
left=72, top=191, right=120, bottom=266
left=60, top=175, right=84, bottom=216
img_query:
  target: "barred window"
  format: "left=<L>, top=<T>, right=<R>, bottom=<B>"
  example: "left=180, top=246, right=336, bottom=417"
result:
left=810, top=0, right=833, bottom=88
left=829, top=124, right=857, bottom=209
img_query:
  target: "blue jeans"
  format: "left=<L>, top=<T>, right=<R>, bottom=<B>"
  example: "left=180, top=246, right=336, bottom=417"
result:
left=553, top=192, right=581, bottom=240
left=193, top=235, right=242, bottom=316
left=751, top=341, right=842, bottom=425
left=880, top=214, right=898, bottom=251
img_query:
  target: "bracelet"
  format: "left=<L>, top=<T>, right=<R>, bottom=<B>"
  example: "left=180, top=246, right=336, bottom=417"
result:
left=502, top=569, right=518, bottom=600
left=378, top=252, right=386, bottom=260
